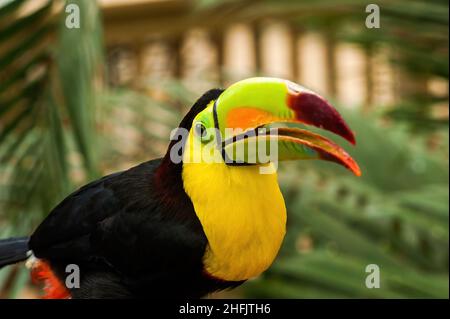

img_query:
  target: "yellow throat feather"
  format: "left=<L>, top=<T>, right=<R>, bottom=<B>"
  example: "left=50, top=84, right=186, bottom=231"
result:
left=182, top=128, right=287, bottom=282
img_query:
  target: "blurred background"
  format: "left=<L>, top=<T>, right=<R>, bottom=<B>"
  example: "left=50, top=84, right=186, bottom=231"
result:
left=0, top=0, right=448, bottom=298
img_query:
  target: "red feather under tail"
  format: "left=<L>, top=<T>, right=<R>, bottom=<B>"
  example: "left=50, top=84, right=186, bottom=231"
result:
left=30, top=259, right=70, bottom=299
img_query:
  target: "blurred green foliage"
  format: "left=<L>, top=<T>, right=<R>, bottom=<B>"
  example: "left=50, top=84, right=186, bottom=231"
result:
left=0, top=0, right=448, bottom=298
left=200, top=0, right=449, bottom=132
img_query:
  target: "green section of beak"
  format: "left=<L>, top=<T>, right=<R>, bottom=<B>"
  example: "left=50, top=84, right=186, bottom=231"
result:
left=217, top=78, right=289, bottom=112
left=215, top=78, right=293, bottom=132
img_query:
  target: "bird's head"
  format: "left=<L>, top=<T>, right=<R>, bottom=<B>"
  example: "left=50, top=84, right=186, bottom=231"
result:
left=176, top=77, right=360, bottom=176
left=159, top=77, right=361, bottom=281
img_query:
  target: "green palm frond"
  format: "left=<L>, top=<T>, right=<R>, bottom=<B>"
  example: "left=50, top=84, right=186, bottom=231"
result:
left=0, top=0, right=101, bottom=224
left=0, top=0, right=103, bottom=297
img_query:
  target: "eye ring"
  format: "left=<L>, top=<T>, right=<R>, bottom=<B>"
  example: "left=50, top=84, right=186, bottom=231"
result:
left=194, top=122, right=207, bottom=139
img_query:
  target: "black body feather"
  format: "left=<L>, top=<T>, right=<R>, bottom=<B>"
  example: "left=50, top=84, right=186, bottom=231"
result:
left=5, top=88, right=244, bottom=298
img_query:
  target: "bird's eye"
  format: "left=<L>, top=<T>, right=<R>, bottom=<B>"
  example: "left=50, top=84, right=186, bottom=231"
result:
left=194, top=122, right=207, bottom=139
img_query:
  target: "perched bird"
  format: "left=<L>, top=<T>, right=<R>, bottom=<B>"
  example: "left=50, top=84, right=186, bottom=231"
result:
left=0, top=77, right=360, bottom=299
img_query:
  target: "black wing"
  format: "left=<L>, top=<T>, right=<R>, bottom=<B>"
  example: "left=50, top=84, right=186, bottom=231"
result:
left=29, top=159, right=208, bottom=293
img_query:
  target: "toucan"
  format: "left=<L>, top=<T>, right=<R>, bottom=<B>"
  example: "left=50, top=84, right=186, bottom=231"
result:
left=0, top=77, right=360, bottom=299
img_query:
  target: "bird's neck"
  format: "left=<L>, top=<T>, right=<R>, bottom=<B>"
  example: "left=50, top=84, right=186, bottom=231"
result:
left=182, top=161, right=287, bottom=281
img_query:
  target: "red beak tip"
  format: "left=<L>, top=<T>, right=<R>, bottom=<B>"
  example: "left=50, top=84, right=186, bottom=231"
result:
left=348, top=133, right=356, bottom=145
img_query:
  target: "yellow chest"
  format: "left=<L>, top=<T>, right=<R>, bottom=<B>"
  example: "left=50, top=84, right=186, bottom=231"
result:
left=182, top=162, right=287, bottom=281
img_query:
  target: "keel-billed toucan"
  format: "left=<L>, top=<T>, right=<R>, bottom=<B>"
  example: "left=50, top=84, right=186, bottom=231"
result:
left=0, top=77, right=360, bottom=298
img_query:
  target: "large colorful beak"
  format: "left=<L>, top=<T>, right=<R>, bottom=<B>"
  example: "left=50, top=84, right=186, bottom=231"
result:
left=215, top=77, right=361, bottom=176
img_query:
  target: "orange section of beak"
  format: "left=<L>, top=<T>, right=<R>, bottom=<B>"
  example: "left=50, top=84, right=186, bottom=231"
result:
left=226, top=107, right=279, bottom=130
